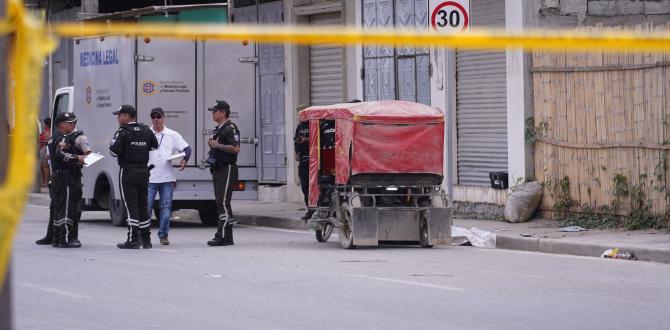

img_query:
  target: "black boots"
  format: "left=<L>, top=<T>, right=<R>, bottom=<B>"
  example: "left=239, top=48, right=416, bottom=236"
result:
left=117, top=227, right=141, bottom=249
left=207, top=222, right=234, bottom=246
left=141, top=232, right=152, bottom=249
left=52, top=226, right=68, bottom=248
left=35, top=219, right=53, bottom=245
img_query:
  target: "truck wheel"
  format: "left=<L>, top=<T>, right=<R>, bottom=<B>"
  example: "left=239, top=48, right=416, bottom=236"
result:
left=338, top=206, right=355, bottom=249
left=419, top=214, right=433, bottom=248
left=108, top=192, right=127, bottom=227
left=198, top=202, right=219, bottom=226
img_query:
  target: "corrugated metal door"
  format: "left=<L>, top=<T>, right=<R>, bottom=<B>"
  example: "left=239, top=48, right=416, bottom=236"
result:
left=258, top=0, right=286, bottom=183
left=309, top=13, right=344, bottom=106
left=363, top=0, right=429, bottom=105
left=456, top=0, right=507, bottom=186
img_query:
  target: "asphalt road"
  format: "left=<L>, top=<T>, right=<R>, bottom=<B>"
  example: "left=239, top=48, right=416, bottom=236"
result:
left=10, top=205, right=670, bottom=330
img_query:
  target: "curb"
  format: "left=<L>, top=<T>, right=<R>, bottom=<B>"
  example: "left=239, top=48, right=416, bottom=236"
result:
left=497, top=236, right=670, bottom=264
left=26, top=193, right=670, bottom=264
left=236, top=214, right=308, bottom=231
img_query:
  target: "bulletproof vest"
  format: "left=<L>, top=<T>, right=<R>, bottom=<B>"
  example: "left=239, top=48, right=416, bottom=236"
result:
left=51, top=131, right=85, bottom=171
left=47, top=131, right=64, bottom=171
left=295, top=121, right=310, bottom=157
left=211, top=122, right=239, bottom=165
left=119, top=123, right=152, bottom=165
left=320, top=120, right=335, bottom=149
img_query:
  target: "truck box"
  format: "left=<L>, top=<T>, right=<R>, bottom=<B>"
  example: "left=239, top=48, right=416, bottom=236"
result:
left=52, top=35, right=259, bottom=225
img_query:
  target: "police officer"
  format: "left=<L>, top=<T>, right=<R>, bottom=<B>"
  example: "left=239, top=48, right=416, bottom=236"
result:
left=206, top=100, right=240, bottom=247
left=51, top=112, right=91, bottom=248
left=293, top=104, right=313, bottom=220
left=110, top=105, right=159, bottom=249
left=35, top=116, right=63, bottom=245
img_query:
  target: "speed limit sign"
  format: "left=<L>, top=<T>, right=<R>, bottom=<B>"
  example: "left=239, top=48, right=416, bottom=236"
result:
left=429, top=0, right=470, bottom=33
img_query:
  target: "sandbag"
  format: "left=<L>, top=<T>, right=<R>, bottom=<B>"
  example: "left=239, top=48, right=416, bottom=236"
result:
left=504, top=182, right=543, bottom=223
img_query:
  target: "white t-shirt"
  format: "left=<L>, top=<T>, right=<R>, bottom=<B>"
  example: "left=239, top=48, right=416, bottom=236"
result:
left=148, top=126, right=189, bottom=183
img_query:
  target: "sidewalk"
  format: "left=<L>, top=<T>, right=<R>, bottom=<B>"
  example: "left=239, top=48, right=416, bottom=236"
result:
left=28, top=193, right=670, bottom=263
left=230, top=200, right=670, bottom=264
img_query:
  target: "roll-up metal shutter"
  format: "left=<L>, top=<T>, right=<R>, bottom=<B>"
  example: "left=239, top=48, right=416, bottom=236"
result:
left=310, top=13, right=344, bottom=106
left=456, top=0, right=507, bottom=186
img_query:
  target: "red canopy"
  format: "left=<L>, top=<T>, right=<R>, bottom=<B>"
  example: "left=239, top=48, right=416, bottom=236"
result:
left=298, top=100, right=444, bottom=124
left=302, top=100, right=446, bottom=207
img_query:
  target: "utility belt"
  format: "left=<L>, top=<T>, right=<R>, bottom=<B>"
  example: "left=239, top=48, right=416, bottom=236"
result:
left=210, top=162, right=236, bottom=173
left=299, top=155, right=310, bottom=162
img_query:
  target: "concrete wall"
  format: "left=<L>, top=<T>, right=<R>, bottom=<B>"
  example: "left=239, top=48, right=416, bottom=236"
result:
left=529, top=0, right=670, bottom=27
left=284, top=0, right=355, bottom=204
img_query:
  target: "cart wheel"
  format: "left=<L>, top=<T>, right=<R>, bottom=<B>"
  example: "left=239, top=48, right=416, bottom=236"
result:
left=338, top=207, right=355, bottom=249
left=315, top=223, right=334, bottom=242
left=419, top=214, right=433, bottom=248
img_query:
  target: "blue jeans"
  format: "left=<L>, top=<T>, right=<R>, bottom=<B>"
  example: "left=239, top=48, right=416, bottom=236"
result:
left=147, top=182, right=174, bottom=238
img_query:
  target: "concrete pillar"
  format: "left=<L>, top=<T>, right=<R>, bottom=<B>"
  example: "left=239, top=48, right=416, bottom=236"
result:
left=505, top=0, right=533, bottom=185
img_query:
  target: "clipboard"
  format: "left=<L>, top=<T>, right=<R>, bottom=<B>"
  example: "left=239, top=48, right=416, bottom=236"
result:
left=84, top=152, right=104, bottom=167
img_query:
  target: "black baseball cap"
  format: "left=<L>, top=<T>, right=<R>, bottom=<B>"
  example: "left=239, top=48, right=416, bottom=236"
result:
left=113, top=104, right=137, bottom=117
left=150, top=107, right=164, bottom=116
left=54, top=112, right=77, bottom=125
left=208, top=100, right=230, bottom=113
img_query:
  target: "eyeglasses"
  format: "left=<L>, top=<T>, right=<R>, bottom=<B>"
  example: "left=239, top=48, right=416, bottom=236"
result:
left=151, top=114, right=163, bottom=119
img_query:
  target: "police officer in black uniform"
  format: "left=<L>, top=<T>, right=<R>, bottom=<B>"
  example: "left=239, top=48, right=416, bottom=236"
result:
left=110, top=105, right=159, bottom=249
left=35, top=120, right=62, bottom=246
left=293, top=104, right=313, bottom=220
left=206, top=100, right=241, bottom=247
left=35, top=118, right=60, bottom=245
left=51, top=112, right=91, bottom=248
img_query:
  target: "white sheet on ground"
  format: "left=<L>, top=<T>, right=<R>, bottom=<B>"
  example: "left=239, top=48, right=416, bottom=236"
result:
left=451, top=226, right=497, bottom=248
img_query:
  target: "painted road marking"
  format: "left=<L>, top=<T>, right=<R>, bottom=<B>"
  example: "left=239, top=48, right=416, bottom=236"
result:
left=18, top=282, right=91, bottom=299
left=342, top=273, right=464, bottom=292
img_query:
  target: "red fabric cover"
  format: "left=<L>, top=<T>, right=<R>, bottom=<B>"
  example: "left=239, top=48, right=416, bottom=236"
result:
left=299, top=100, right=444, bottom=124
left=308, top=120, right=320, bottom=207
left=351, top=121, right=444, bottom=176
left=321, top=149, right=336, bottom=174
left=335, top=119, right=353, bottom=184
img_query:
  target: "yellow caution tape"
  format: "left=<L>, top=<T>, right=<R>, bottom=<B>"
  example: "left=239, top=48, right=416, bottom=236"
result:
left=53, top=22, right=670, bottom=52
left=1, top=0, right=670, bottom=290
left=0, top=0, right=56, bottom=288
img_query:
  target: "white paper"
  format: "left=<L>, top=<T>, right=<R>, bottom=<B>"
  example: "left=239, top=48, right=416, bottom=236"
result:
left=83, top=152, right=104, bottom=167
left=167, top=152, right=186, bottom=161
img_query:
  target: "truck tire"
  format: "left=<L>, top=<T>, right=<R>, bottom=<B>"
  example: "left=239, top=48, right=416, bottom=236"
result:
left=198, top=202, right=219, bottom=226
left=108, top=192, right=127, bottom=227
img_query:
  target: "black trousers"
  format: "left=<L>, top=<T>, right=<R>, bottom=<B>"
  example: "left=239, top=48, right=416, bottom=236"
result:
left=52, top=170, right=82, bottom=239
left=120, top=167, right=150, bottom=237
left=298, top=158, right=309, bottom=206
left=212, top=164, right=238, bottom=224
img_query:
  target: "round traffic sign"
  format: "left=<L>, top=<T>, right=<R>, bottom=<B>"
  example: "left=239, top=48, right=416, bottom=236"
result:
left=430, top=1, right=469, bottom=33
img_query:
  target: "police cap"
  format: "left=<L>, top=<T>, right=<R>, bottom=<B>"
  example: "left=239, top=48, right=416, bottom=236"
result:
left=113, top=104, right=137, bottom=117
left=208, top=100, right=230, bottom=113
left=54, top=112, right=77, bottom=125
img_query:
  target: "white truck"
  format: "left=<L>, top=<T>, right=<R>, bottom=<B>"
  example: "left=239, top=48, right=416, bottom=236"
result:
left=52, top=35, right=259, bottom=225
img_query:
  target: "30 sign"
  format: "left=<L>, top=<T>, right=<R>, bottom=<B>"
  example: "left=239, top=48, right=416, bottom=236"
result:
left=429, top=0, right=470, bottom=33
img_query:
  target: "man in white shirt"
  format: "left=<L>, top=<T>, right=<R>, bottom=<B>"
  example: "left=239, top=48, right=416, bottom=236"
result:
left=147, top=107, right=192, bottom=245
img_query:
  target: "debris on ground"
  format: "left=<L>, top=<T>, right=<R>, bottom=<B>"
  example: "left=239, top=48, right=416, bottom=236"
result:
left=559, top=226, right=588, bottom=232
left=601, top=248, right=637, bottom=260
left=204, top=273, right=224, bottom=278
left=451, top=227, right=496, bottom=248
